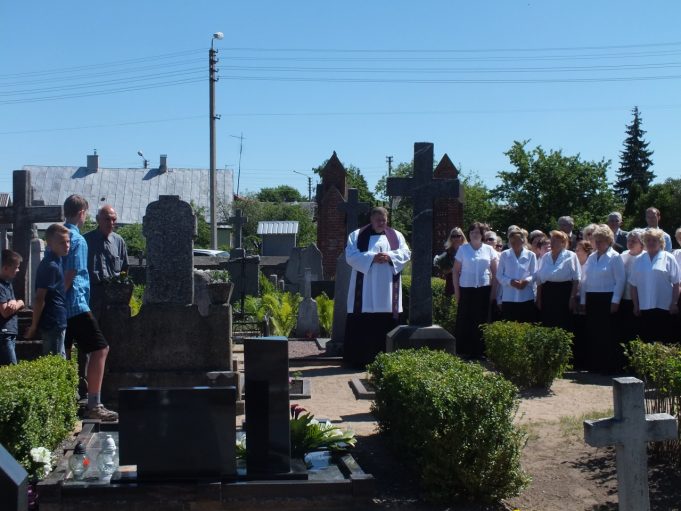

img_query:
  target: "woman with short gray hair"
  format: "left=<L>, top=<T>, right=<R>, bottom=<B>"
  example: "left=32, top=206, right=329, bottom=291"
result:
left=617, top=229, right=645, bottom=346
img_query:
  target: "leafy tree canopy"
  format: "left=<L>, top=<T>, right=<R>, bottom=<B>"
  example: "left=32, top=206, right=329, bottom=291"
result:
left=631, top=178, right=681, bottom=244
left=116, top=223, right=146, bottom=256
left=256, top=185, right=306, bottom=203
left=492, top=141, right=618, bottom=233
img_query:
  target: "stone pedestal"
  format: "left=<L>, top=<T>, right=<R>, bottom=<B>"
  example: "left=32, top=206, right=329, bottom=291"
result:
left=386, top=325, right=456, bottom=355
left=327, top=251, right=351, bottom=355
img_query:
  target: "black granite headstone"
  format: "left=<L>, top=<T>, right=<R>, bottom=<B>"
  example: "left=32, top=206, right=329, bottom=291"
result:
left=118, top=386, right=237, bottom=480
left=0, top=442, right=28, bottom=511
left=244, top=336, right=291, bottom=474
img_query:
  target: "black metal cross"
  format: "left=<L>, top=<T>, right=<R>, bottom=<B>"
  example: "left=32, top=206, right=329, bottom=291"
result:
left=229, top=208, right=248, bottom=249
left=0, top=170, right=64, bottom=302
left=387, top=143, right=459, bottom=326
left=338, top=188, right=370, bottom=238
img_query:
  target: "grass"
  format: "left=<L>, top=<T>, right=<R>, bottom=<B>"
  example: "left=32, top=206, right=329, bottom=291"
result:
left=558, top=409, right=613, bottom=439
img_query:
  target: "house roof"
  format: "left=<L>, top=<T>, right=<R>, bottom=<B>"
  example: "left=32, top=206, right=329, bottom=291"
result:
left=22, top=164, right=233, bottom=227
left=257, top=221, right=299, bottom=235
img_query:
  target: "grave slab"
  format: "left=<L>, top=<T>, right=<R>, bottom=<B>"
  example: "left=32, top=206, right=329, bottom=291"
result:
left=0, top=442, right=28, bottom=511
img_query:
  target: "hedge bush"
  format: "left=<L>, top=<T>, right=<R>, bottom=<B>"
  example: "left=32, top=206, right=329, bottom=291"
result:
left=0, top=356, right=78, bottom=469
left=368, top=349, right=529, bottom=503
left=625, top=340, right=681, bottom=434
left=482, top=321, right=573, bottom=389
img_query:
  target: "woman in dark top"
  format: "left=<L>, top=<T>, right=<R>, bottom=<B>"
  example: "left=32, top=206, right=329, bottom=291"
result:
left=434, top=227, right=467, bottom=297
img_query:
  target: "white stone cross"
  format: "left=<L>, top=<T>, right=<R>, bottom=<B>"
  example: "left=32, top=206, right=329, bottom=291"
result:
left=584, top=377, right=678, bottom=511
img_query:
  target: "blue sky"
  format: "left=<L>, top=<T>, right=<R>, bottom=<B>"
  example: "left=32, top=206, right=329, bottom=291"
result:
left=2, top=1, right=680, bottom=201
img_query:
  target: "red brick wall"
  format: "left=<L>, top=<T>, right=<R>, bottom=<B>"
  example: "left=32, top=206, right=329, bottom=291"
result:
left=316, top=152, right=348, bottom=279
left=433, top=154, right=465, bottom=267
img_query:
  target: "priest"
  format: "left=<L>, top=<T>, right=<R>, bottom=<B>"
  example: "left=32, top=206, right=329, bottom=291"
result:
left=344, top=207, right=411, bottom=368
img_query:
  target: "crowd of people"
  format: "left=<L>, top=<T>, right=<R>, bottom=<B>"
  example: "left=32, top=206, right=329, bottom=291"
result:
left=438, top=208, right=681, bottom=372
left=0, top=195, right=128, bottom=421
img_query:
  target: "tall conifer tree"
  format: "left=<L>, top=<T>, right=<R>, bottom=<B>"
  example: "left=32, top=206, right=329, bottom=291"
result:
left=615, top=106, right=655, bottom=216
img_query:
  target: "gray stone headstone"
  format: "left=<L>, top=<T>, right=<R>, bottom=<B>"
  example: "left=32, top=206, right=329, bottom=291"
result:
left=269, top=274, right=278, bottom=289
left=229, top=208, right=248, bottom=250
left=285, top=244, right=323, bottom=293
left=584, top=377, right=678, bottom=511
left=0, top=442, right=28, bottom=511
left=0, top=170, right=63, bottom=302
left=143, top=196, right=197, bottom=304
left=387, top=142, right=459, bottom=327
left=295, top=269, right=319, bottom=338
left=328, top=251, right=351, bottom=354
left=29, top=230, right=45, bottom=308
left=226, top=255, right=260, bottom=303
left=193, top=270, right=212, bottom=316
left=244, top=336, right=291, bottom=474
left=339, top=188, right=369, bottom=238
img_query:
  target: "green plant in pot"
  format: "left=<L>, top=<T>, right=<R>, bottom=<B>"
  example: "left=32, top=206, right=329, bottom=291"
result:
left=207, top=269, right=233, bottom=304
left=102, top=271, right=135, bottom=304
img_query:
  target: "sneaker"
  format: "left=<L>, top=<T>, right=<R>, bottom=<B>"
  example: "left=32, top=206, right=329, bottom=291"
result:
left=84, top=404, right=119, bottom=422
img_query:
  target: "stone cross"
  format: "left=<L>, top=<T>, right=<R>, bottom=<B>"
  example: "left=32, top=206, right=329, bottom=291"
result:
left=338, top=188, right=369, bottom=238
left=143, top=196, right=197, bottom=304
left=303, top=268, right=312, bottom=299
left=584, top=377, right=678, bottom=511
left=229, top=208, right=248, bottom=249
left=386, top=142, right=459, bottom=326
left=0, top=170, right=64, bottom=302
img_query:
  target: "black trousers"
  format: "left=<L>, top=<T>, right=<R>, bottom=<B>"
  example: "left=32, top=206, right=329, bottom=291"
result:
left=540, top=281, right=574, bottom=332
left=454, top=286, right=491, bottom=358
left=639, top=308, right=673, bottom=344
left=585, top=292, right=620, bottom=373
left=501, top=300, right=537, bottom=323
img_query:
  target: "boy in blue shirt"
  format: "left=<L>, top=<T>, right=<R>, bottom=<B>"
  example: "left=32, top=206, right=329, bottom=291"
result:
left=0, top=250, right=25, bottom=365
left=26, top=224, right=70, bottom=357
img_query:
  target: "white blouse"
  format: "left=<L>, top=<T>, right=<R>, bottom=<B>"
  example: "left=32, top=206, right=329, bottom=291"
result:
left=629, top=250, right=681, bottom=311
left=620, top=250, right=641, bottom=301
left=674, top=249, right=681, bottom=271
left=537, top=249, right=581, bottom=284
left=580, top=247, right=626, bottom=304
left=455, top=243, right=499, bottom=288
left=496, top=248, right=536, bottom=303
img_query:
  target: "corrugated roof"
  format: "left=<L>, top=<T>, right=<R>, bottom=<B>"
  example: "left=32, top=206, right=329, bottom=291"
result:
left=23, top=165, right=233, bottom=227
left=257, top=221, right=299, bottom=235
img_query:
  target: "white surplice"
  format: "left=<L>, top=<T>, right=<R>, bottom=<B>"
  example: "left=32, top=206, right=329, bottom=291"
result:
left=345, top=229, right=411, bottom=313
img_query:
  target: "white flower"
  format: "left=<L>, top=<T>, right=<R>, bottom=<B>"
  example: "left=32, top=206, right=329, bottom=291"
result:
left=30, top=447, right=51, bottom=465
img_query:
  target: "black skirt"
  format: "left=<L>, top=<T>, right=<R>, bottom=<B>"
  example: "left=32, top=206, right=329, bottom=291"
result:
left=585, top=292, right=619, bottom=373
left=639, top=308, right=673, bottom=344
left=540, top=281, right=574, bottom=332
left=501, top=300, right=537, bottom=323
left=454, top=286, right=491, bottom=358
left=343, top=312, right=399, bottom=369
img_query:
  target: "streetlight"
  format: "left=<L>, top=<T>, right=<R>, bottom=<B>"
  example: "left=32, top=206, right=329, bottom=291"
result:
left=293, top=170, right=313, bottom=201
left=209, top=31, right=223, bottom=249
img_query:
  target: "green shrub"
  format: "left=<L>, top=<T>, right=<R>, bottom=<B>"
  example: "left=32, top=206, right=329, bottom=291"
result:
left=315, top=292, right=334, bottom=337
left=482, top=321, right=573, bottom=389
left=0, top=356, right=78, bottom=470
left=262, top=291, right=302, bottom=337
left=368, top=349, right=529, bottom=503
left=130, top=284, right=144, bottom=317
left=625, top=340, right=681, bottom=435
left=431, top=278, right=457, bottom=334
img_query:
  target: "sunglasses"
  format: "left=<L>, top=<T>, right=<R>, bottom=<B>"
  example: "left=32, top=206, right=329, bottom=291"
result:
left=450, top=234, right=463, bottom=239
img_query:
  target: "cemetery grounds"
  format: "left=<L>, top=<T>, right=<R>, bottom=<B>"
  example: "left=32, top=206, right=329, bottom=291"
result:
left=277, top=343, right=681, bottom=511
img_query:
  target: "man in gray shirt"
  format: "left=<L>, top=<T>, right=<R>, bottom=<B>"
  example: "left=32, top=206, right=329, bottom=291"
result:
left=84, top=205, right=129, bottom=320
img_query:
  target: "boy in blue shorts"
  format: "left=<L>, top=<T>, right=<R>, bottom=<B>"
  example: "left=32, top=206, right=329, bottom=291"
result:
left=0, top=250, right=25, bottom=365
left=26, top=224, right=70, bottom=357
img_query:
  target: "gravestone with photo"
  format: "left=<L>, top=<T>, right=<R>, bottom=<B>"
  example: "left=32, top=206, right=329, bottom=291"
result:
left=584, top=377, right=678, bottom=511
left=385, top=142, right=457, bottom=354
left=328, top=188, right=370, bottom=355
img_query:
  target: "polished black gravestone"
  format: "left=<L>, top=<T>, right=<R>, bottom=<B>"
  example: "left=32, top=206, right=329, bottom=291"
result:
left=244, top=336, right=291, bottom=475
left=386, top=142, right=457, bottom=354
left=118, top=386, right=237, bottom=480
left=0, top=442, right=28, bottom=511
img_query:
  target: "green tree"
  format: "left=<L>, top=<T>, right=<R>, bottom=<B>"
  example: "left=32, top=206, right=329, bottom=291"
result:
left=632, top=178, right=681, bottom=244
left=460, top=171, right=499, bottom=230
left=189, top=202, right=211, bottom=248
left=230, top=197, right=316, bottom=253
left=615, top=106, right=655, bottom=218
left=116, top=223, right=146, bottom=256
left=493, top=141, right=618, bottom=233
left=256, top=185, right=306, bottom=203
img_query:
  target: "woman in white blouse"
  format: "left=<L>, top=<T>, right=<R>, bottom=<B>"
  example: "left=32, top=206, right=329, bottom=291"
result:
left=496, top=228, right=537, bottom=323
left=580, top=224, right=625, bottom=372
left=452, top=222, right=499, bottom=358
left=618, top=229, right=645, bottom=345
left=536, top=230, right=581, bottom=332
left=630, top=228, right=681, bottom=343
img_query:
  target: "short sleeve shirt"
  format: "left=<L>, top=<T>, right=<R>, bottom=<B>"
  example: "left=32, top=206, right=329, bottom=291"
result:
left=537, top=249, right=581, bottom=284
left=63, top=223, right=91, bottom=318
left=35, top=251, right=67, bottom=330
left=629, top=250, right=681, bottom=311
left=455, top=243, right=499, bottom=288
left=0, top=279, right=18, bottom=335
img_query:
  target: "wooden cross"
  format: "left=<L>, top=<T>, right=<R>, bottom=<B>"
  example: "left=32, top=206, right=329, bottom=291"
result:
left=338, top=188, right=370, bottom=238
left=0, top=170, right=64, bottom=302
left=229, top=209, right=248, bottom=249
left=386, top=143, right=459, bottom=326
left=584, top=377, right=678, bottom=511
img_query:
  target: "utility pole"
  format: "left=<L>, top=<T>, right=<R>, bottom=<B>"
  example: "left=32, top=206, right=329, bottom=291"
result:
left=386, top=155, right=394, bottom=213
left=209, top=32, right=223, bottom=250
left=230, top=133, right=246, bottom=197
left=293, top=170, right=313, bottom=201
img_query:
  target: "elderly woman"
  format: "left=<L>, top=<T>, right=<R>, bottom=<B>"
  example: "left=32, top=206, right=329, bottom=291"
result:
left=580, top=224, right=626, bottom=372
left=496, top=228, right=537, bottom=323
left=536, top=230, right=581, bottom=332
left=575, top=240, right=593, bottom=268
left=434, top=227, right=467, bottom=297
left=530, top=232, right=550, bottom=260
left=581, top=224, right=598, bottom=246
left=629, top=228, right=681, bottom=344
left=618, top=229, right=645, bottom=346
left=453, top=221, right=499, bottom=358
